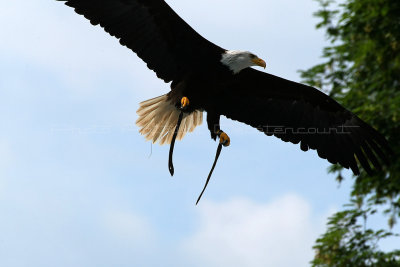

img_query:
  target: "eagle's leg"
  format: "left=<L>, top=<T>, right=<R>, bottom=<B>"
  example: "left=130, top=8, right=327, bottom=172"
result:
left=207, top=112, right=230, bottom=147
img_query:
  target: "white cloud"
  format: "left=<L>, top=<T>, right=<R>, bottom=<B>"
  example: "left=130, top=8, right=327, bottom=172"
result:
left=0, top=0, right=161, bottom=97
left=102, top=209, right=155, bottom=245
left=180, top=194, right=325, bottom=267
left=168, top=0, right=319, bottom=31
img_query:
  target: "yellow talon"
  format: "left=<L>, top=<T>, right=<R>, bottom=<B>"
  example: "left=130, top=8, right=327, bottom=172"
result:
left=219, top=132, right=230, bottom=147
left=181, top=97, right=190, bottom=108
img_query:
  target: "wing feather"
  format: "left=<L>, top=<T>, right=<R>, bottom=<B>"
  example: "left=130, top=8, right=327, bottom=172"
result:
left=58, top=0, right=224, bottom=82
left=216, top=69, right=392, bottom=175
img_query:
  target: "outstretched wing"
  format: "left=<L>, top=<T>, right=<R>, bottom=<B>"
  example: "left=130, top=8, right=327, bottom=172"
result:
left=58, top=0, right=225, bottom=82
left=217, top=68, right=391, bottom=175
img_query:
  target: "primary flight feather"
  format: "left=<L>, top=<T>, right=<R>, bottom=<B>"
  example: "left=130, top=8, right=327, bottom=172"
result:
left=58, top=0, right=391, bottom=196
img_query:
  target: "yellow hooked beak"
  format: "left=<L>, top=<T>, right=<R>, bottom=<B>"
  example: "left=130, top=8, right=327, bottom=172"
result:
left=252, top=57, right=266, bottom=69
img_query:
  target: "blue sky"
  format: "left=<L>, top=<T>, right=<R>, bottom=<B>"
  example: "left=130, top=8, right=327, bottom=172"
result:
left=2, top=0, right=393, bottom=266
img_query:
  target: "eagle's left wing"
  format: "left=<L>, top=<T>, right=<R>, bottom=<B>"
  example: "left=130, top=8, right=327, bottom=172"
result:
left=216, top=68, right=391, bottom=175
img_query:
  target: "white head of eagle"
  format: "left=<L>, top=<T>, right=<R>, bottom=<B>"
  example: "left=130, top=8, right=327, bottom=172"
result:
left=221, top=50, right=266, bottom=74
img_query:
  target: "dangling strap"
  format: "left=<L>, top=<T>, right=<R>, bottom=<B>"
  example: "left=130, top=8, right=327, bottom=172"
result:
left=168, top=110, right=184, bottom=176
left=196, top=143, right=223, bottom=205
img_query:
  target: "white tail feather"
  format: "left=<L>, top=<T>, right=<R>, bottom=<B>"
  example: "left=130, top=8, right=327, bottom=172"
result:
left=136, top=94, right=203, bottom=145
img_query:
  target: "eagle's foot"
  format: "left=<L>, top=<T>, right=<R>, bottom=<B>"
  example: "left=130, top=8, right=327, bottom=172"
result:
left=217, top=130, right=230, bottom=147
left=181, top=96, right=190, bottom=109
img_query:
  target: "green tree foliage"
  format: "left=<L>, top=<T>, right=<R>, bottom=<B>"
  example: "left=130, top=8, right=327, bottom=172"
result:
left=300, top=0, right=400, bottom=265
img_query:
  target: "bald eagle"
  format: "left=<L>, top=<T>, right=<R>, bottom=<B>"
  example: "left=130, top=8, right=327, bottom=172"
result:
left=58, top=0, right=391, bottom=201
